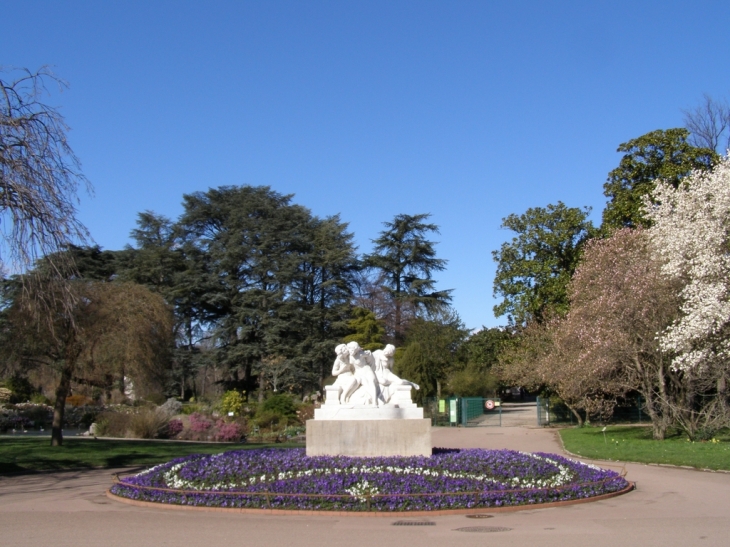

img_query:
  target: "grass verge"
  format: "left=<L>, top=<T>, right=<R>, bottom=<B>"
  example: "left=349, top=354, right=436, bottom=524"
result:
left=559, top=426, right=730, bottom=471
left=0, top=437, right=303, bottom=474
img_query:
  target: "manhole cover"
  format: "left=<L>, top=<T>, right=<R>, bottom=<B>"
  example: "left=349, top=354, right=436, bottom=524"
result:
left=392, top=520, right=436, bottom=526
left=465, top=514, right=494, bottom=519
left=454, top=526, right=512, bottom=533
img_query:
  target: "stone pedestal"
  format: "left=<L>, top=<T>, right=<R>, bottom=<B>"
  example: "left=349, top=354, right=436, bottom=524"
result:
left=306, top=418, right=431, bottom=457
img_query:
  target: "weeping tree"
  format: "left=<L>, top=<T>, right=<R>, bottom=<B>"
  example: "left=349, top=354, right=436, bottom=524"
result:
left=1, top=66, right=91, bottom=326
left=1, top=279, right=174, bottom=446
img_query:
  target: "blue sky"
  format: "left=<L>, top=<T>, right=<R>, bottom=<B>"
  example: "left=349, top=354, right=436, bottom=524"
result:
left=3, top=1, right=730, bottom=330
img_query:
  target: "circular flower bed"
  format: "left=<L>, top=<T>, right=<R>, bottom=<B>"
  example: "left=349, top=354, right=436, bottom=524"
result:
left=110, top=448, right=628, bottom=512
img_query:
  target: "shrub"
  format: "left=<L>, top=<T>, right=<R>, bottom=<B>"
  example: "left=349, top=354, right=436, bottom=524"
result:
left=181, top=403, right=204, bottom=415
left=253, top=409, right=286, bottom=430
left=127, top=409, right=169, bottom=439
left=166, top=418, right=184, bottom=438
left=95, top=412, right=133, bottom=437
left=189, top=412, right=213, bottom=432
left=295, top=403, right=315, bottom=423
left=66, top=394, right=93, bottom=407
left=212, top=420, right=244, bottom=442
left=2, top=375, right=36, bottom=403
left=64, top=406, right=101, bottom=428
left=0, top=412, right=32, bottom=432
left=17, top=404, right=53, bottom=427
left=144, top=392, right=167, bottom=405
left=262, top=394, right=297, bottom=418
left=30, top=393, right=51, bottom=405
left=220, top=390, right=244, bottom=416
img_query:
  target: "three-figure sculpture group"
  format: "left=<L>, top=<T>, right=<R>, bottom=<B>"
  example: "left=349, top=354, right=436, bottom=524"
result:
left=330, top=341, right=419, bottom=407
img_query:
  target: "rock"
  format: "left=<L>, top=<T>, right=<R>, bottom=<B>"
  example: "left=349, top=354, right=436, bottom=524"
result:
left=159, top=398, right=183, bottom=417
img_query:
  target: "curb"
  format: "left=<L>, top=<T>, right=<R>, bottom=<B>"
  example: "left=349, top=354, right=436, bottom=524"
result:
left=106, top=481, right=635, bottom=517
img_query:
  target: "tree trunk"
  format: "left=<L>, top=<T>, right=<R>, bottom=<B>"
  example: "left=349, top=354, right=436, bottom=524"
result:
left=257, top=364, right=265, bottom=403
left=652, top=364, right=671, bottom=440
left=718, top=375, right=728, bottom=411
left=565, top=403, right=584, bottom=426
left=436, top=379, right=441, bottom=400
left=51, top=359, right=74, bottom=447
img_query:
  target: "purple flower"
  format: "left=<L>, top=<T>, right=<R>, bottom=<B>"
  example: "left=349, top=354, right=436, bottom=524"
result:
left=111, top=448, right=628, bottom=512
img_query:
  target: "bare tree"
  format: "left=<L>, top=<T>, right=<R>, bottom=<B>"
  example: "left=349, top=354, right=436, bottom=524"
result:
left=0, top=66, right=91, bottom=276
left=682, top=94, right=730, bottom=154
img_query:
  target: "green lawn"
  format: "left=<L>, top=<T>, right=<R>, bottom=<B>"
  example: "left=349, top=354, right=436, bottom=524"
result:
left=559, top=426, right=730, bottom=471
left=0, top=437, right=303, bottom=474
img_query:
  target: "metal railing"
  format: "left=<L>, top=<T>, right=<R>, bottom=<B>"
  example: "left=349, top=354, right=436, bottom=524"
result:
left=424, top=397, right=502, bottom=427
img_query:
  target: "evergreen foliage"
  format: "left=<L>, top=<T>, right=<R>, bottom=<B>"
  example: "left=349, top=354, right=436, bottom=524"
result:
left=395, top=312, right=467, bottom=401
left=602, top=128, right=717, bottom=231
left=364, top=213, right=451, bottom=344
left=492, top=202, right=595, bottom=325
left=343, top=307, right=385, bottom=351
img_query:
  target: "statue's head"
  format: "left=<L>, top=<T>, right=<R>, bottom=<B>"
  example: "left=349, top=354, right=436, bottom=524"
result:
left=383, top=344, right=395, bottom=356
left=335, top=343, right=348, bottom=356
left=346, top=341, right=362, bottom=355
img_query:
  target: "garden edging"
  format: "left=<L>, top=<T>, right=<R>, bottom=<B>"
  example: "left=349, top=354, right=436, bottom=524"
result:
left=106, top=481, right=635, bottom=516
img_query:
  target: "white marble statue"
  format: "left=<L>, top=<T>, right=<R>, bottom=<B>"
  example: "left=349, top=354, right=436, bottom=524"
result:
left=372, top=344, right=420, bottom=403
left=331, top=343, right=359, bottom=403
left=346, top=341, right=383, bottom=407
left=316, top=342, right=423, bottom=420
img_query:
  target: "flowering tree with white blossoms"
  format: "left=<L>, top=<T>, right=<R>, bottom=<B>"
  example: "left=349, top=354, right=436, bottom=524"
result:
left=645, top=157, right=730, bottom=372
left=645, top=156, right=730, bottom=437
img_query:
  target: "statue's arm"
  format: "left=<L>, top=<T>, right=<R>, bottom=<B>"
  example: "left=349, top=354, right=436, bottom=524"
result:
left=332, top=359, right=346, bottom=376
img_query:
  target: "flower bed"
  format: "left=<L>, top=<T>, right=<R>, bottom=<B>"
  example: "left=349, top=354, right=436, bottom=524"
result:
left=110, top=448, right=629, bottom=512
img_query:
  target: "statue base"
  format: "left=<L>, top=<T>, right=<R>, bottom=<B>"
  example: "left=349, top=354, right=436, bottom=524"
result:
left=313, top=403, right=423, bottom=420
left=305, top=418, right=431, bottom=457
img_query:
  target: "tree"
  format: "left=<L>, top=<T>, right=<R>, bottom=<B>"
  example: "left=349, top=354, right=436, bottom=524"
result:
left=1, top=280, right=174, bottom=445
left=0, top=67, right=90, bottom=275
left=553, top=229, right=681, bottom=435
left=119, top=211, right=214, bottom=398
left=492, top=202, right=595, bottom=325
left=645, top=157, right=730, bottom=437
left=496, top=230, right=682, bottom=431
left=288, top=214, right=359, bottom=387
left=646, top=156, right=730, bottom=373
left=60, top=244, right=120, bottom=281
left=602, top=128, right=717, bottom=230
left=364, top=214, right=451, bottom=344
left=343, top=307, right=385, bottom=351
left=446, top=327, right=510, bottom=398
left=683, top=94, right=730, bottom=154
left=177, top=186, right=358, bottom=396
left=395, top=311, right=467, bottom=401
left=459, top=327, right=511, bottom=371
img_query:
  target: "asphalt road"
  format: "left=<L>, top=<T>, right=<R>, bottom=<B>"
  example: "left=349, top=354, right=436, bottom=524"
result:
left=1, top=425, right=728, bottom=547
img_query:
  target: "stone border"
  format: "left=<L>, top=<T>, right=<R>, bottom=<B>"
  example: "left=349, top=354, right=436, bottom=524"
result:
left=106, top=481, right=635, bottom=517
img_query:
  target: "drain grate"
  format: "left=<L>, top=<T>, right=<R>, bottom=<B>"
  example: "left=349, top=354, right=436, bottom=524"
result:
left=392, top=520, right=436, bottom=526
left=465, top=514, right=494, bottom=519
left=454, top=526, right=512, bottom=533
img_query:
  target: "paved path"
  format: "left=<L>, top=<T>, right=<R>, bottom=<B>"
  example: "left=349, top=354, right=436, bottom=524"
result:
left=1, top=426, right=729, bottom=547
left=497, top=401, right=537, bottom=427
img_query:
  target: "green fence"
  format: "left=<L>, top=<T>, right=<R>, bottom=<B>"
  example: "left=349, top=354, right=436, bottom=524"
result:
left=424, top=397, right=502, bottom=427
left=537, top=396, right=645, bottom=426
